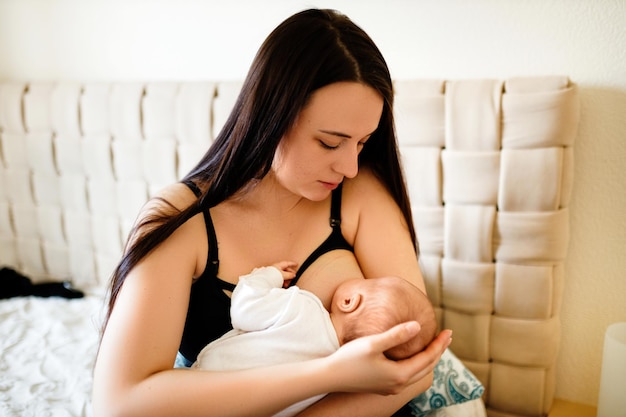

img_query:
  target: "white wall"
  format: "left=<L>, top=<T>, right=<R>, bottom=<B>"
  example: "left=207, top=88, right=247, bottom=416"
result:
left=1, top=0, right=625, bottom=407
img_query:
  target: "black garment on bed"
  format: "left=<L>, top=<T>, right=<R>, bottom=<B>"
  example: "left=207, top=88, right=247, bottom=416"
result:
left=0, top=267, right=84, bottom=299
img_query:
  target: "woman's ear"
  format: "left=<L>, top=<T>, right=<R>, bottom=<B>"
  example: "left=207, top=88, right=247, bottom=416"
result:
left=337, top=293, right=362, bottom=313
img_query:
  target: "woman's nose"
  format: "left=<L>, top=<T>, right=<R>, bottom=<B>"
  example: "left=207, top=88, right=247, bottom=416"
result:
left=333, top=146, right=359, bottom=178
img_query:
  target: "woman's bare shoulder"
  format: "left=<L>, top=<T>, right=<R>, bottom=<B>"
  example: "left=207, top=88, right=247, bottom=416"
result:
left=140, top=182, right=199, bottom=216
left=125, top=182, right=201, bottom=247
left=343, top=168, right=393, bottom=204
left=338, top=169, right=397, bottom=242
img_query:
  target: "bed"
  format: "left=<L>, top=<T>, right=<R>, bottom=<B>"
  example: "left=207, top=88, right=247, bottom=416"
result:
left=0, top=76, right=579, bottom=417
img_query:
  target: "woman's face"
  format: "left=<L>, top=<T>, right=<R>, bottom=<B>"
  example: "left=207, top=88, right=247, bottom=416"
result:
left=272, top=81, right=384, bottom=201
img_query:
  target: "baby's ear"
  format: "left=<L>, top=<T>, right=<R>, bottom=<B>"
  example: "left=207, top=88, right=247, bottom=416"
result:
left=337, top=293, right=362, bottom=313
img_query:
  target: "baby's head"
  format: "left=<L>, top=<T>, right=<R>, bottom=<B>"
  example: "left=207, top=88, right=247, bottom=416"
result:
left=330, top=276, right=437, bottom=360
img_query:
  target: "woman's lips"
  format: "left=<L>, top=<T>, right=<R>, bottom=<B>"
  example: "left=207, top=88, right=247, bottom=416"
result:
left=320, top=181, right=339, bottom=190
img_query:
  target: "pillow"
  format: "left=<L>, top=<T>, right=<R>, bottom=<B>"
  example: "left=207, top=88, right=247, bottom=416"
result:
left=409, top=348, right=485, bottom=417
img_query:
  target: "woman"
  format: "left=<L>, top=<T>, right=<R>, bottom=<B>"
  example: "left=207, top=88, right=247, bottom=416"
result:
left=93, top=8, right=452, bottom=417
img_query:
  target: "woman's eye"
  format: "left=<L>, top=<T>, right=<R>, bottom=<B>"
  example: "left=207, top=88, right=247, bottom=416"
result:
left=319, top=141, right=339, bottom=150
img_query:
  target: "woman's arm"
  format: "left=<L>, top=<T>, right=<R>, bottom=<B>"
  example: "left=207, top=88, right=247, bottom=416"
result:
left=344, top=169, right=427, bottom=292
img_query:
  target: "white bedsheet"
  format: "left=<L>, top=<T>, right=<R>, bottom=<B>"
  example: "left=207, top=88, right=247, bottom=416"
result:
left=0, top=295, right=104, bottom=417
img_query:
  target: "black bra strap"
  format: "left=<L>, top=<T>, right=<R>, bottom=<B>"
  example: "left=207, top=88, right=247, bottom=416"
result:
left=330, top=183, right=343, bottom=228
left=216, top=277, right=236, bottom=292
left=182, top=179, right=202, bottom=197
left=205, top=210, right=220, bottom=277
left=290, top=184, right=346, bottom=284
left=182, top=180, right=219, bottom=277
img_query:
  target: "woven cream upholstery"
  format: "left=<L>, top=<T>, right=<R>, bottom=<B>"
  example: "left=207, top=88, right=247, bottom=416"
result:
left=0, top=77, right=579, bottom=416
left=395, top=77, right=579, bottom=416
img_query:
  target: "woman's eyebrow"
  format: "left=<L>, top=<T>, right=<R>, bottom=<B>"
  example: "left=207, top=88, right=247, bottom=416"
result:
left=318, top=129, right=351, bottom=138
left=318, top=129, right=376, bottom=139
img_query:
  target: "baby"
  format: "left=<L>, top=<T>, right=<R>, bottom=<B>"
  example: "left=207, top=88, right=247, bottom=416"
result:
left=193, top=261, right=437, bottom=417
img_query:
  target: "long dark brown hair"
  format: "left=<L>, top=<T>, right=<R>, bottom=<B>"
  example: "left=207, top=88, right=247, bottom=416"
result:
left=103, top=8, right=417, bottom=328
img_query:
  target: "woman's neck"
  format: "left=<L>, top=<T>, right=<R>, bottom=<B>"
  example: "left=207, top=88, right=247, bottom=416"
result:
left=224, top=173, right=308, bottom=218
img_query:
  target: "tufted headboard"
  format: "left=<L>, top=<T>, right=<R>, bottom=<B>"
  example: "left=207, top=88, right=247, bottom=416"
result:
left=0, top=77, right=579, bottom=417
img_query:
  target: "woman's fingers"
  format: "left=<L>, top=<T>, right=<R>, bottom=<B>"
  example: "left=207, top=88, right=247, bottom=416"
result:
left=399, top=329, right=452, bottom=385
left=366, top=325, right=452, bottom=392
left=368, top=321, right=422, bottom=353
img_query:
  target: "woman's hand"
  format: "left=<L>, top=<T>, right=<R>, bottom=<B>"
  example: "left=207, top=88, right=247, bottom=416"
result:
left=325, top=322, right=452, bottom=395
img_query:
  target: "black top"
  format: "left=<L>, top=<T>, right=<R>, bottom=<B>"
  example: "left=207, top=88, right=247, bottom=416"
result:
left=178, top=181, right=354, bottom=362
